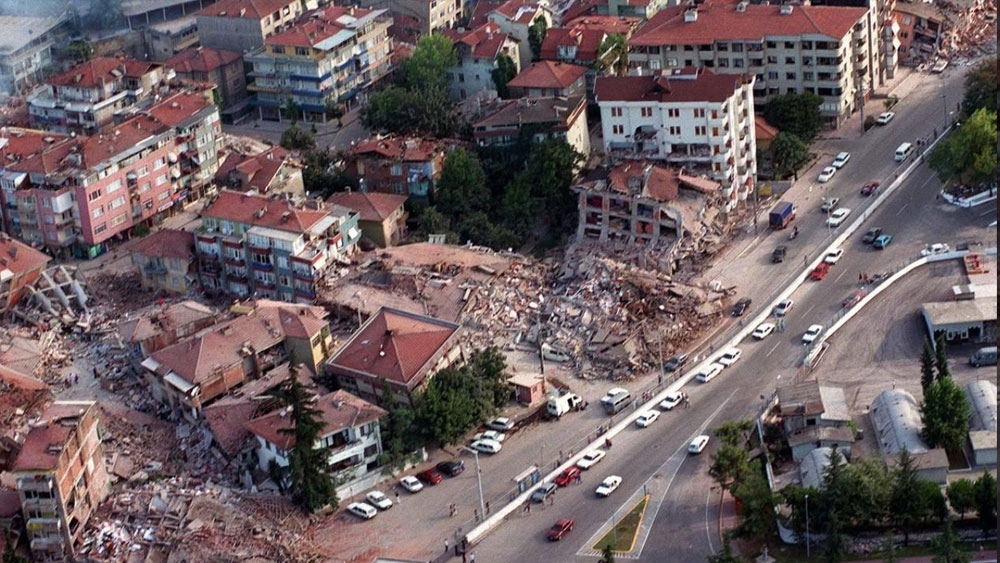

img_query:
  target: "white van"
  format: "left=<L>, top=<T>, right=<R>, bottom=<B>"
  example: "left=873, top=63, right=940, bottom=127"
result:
left=894, top=142, right=913, bottom=162
left=601, top=388, right=632, bottom=414
left=347, top=502, right=378, bottom=519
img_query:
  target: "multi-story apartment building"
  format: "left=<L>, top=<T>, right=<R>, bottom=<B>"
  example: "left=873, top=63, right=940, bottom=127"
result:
left=627, top=3, right=874, bottom=127
left=343, top=136, right=452, bottom=197
left=11, top=401, right=110, bottom=561
left=117, top=299, right=218, bottom=359
left=196, top=0, right=305, bottom=52
left=563, top=0, right=669, bottom=20
left=540, top=15, right=643, bottom=96
left=595, top=67, right=757, bottom=206
left=442, top=23, right=521, bottom=102
left=246, top=5, right=394, bottom=122
left=145, top=90, right=223, bottom=201
left=130, top=228, right=197, bottom=294
left=812, top=0, right=900, bottom=83
left=473, top=96, right=591, bottom=162
left=486, top=1, right=553, bottom=69
left=27, top=57, right=169, bottom=135
left=0, top=15, right=71, bottom=97
left=144, top=16, right=201, bottom=61
left=196, top=190, right=360, bottom=301
left=358, top=0, right=463, bottom=43
left=0, top=233, right=51, bottom=314
left=167, top=47, right=250, bottom=122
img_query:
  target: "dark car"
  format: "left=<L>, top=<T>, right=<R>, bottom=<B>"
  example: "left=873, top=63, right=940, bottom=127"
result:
left=862, top=228, right=883, bottom=244
left=554, top=467, right=581, bottom=487
left=860, top=181, right=880, bottom=196
left=663, top=354, right=688, bottom=373
left=810, top=263, right=831, bottom=280
left=436, top=460, right=465, bottom=477
left=731, top=298, right=752, bottom=317
left=531, top=482, right=558, bottom=503
left=416, top=468, right=443, bottom=485
left=547, top=518, right=575, bottom=541
left=772, top=246, right=787, bottom=263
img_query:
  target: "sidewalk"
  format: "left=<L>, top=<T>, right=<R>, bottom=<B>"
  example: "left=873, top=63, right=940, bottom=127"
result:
left=847, top=550, right=997, bottom=563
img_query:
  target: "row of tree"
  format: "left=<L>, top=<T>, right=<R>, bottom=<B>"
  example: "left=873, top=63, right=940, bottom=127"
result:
left=919, top=335, right=971, bottom=453
left=929, top=57, right=997, bottom=186
left=761, top=92, right=824, bottom=179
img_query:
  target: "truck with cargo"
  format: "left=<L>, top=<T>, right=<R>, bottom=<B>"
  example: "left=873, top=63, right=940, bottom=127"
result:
left=547, top=392, right=582, bottom=417
left=769, top=201, right=795, bottom=229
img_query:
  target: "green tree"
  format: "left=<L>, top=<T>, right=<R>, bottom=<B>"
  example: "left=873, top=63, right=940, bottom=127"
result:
left=435, top=148, right=491, bottom=220
left=890, top=449, right=924, bottom=545
left=764, top=92, right=824, bottom=142
left=302, top=149, right=356, bottom=197
left=770, top=132, right=810, bottom=179
left=68, top=40, right=94, bottom=63
left=930, top=520, right=972, bottom=563
left=918, top=480, right=949, bottom=524
left=732, top=461, right=778, bottom=549
left=279, top=125, right=315, bottom=151
left=929, top=108, right=998, bottom=184
left=779, top=483, right=820, bottom=542
left=598, top=33, right=629, bottom=76
left=946, top=479, right=976, bottom=519
left=522, top=138, right=584, bottom=230
left=934, top=333, right=951, bottom=381
left=361, top=86, right=460, bottom=137
left=823, top=508, right=847, bottom=563
left=465, top=347, right=513, bottom=408
left=277, top=369, right=338, bottom=512
left=414, top=205, right=456, bottom=241
left=921, top=337, right=936, bottom=392
left=528, top=18, right=548, bottom=60
left=921, top=376, right=970, bottom=452
left=706, top=536, right=742, bottom=563
left=881, top=532, right=899, bottom=563
left=599, top=544, right=615, bottom=563
left=709, top=442, right=751, bottom=492
left=843, top=457, right=893, bottom=528
left=961, top=57, right=997, bottom=117
left=973, top=472, right=997, bottom=533
left=403, top=33, right=457, bottom=89
left=492, top=53, right=518, bottom=98
left=283, top=98, right=301, bottom=123
left=714, top=419, right=754, bottom=447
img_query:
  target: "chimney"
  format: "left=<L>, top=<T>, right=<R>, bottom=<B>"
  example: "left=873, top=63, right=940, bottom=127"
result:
left=9, top=245, right=17, bottom=259
left=780, top=4, right=794, bottom=14
left=683, top=8, right=698, bottom=22
left=736, top=1, right=748, bottom=11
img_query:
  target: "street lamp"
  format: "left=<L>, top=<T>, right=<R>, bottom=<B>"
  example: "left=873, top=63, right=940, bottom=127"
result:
left=805, top=493, right=811, bottom=558
left=461, top=445, right=488, bottom=523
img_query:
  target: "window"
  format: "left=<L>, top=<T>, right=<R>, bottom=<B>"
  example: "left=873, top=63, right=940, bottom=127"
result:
left=716, top=43, right=728, bottom=52
left=92, top=206, right=104, bottom=219
left=157, top=191, right=169, bottom=201
left=252, top=251, right=272, bottom=265
left=109, top=196, right=126, bottom=210
left=694, top=126, right=706, bottom=136
left=155, top=175, right=168, bottom=186
left=667, top=108, right=679, bottom=118
left=141, top=182, right=151, bottom=193
left=786, top=72, right=797, bottom=80
left=390, top=164, right=403, bottom=176
left=277, top=256, right=288, bottom=269
left=154, top=157, right=165, bottom=169
left=42, top=198, right=50, bottom=208
left=804, top=71, right=814, bottom=81
left=668, top=126, right=680, bottom=135
left=732, top=43, right=743, bottom=52
left=712, top=127, right=719, bottom=136
left=733, top=59, right=744, bottom=68
left=768, top=71, right=779, bottom=80
left=137, top=166, right=149, bottom=177
left=88, top=189, right=102, bottom=202
left=295, top=47, right=309, bottom=56
left=393, top=183, right=404, bottom=194
left=611, top=124, right=624, bottom=135
left=767, top=56, right=778, bottom=64
left=785, top=57, right=795, bottom=65
left=110, top=213, right=127, bottom=227
left=718, top=58, right=729, bottom=68
left=610, top=107, right=623, bottom=117
left=785, top=42, right=795, bottom=49
left=94, top=222, right=107, bottom=234
left=693, top=108, right=705, bottom=118
left=640, top=107, right=653, bottom=118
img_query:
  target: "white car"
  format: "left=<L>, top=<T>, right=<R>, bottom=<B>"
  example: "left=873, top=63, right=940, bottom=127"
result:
left=774, top=299, right=794, bottom=316
left=399, top=476, right=423, bottom=493
left=472, top=430, right=506, bottom=443
left=752, top=323, right=775, bottom=340
left=347, top=502, right=378, bottom=519
left=471, top=438, right=503, bottom=454
left=576, top=449, right=607, bottom=470
left=824, top=248, right=845, bottom=264
left=832, top=152, right=851, bottom=169
left=717, top=348, right=742, bottom=367
left=696, top=363, right=725, bottom=383
left=636, top=410, right=660, bottom=428
left=921, top=243, right=951, bottom=256
left=486, top=417, right=514, bottom=432
left=876, top=111, right=895, bottom=125
left=595, top=475, right=622, bottom=497
left=817, top=166, right=837, bottom=183
left=688, top=435, right=710, bottom=454
left=826, top=208, right=852, bottom=227
left=365, top=490, right=393, bottom=510
left=659, top=391, right=683, bottom=410
left=802, top=324, right=824, bottom=344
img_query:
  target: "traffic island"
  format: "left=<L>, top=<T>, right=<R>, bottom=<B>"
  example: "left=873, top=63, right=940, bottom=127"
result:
left=592, top=495, right=650, bottom=554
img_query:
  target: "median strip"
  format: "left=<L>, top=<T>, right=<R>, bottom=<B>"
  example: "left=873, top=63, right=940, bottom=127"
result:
left=592, top=495, right=649, bottom=554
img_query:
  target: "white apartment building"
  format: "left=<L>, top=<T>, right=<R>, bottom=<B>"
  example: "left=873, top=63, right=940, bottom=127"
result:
left=486, top=2, right=553, bottom=69
left=442, top=23, right=521, bottom=102
left=628, top=3, right=876, bottom=127
left=595, top=67, right=757, bottom=208
left=0, top=15, right=70, bottom=97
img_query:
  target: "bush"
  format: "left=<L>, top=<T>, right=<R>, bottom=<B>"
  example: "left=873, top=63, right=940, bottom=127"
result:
left=863, top=115, right=877, bottom=131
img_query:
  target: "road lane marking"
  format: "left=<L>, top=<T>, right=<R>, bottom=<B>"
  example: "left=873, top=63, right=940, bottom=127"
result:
left=765, top=342, right=781, bottom=357
left=802, top=304, right=815, bottom=317
left=980, top=207, right=997, bottom=217
left=896, top=202, right=909, bottom=216
left=735, top=236, right=761, bottom=259
left=704, top=489, right=716, bottom=554
left=833, top=268, right=847, bottom=283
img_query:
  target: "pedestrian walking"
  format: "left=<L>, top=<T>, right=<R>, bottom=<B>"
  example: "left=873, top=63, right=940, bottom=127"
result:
left=444, top=540, right=449, bottom=553
left=548, top=494, right=555, bottom=506
left=395, top=491, right=400, bottom=504
left=526, top=503, right=531, bottom=514
left=486, top=501, right=490, bottom=515
left=474, top=508, right=479, bottom=522
left=469, top=552, right=475, bottom=563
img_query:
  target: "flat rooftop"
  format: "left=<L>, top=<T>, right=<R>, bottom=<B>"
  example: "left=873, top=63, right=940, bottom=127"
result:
left=922, top=299, right=997, bottom=326
left=0, top=15, right=65, bottom=55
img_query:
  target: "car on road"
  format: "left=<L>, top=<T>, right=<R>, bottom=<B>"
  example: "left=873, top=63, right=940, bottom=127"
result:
left=842, top=290, right=868, bottom=308
left=436, top=460, right=465, bottom=477
left=826, top=208, right=852, bottom=227
left=596, top=476, right=622, bottom=497
left=876, top=111, right=895, bottom=125
left=547, top=518, right=575, bottom=541
left=664, top=354, right=688, bottom=372
left=416, top=469, right=443, bottom=485
left=636, top=411, right=660, bottom=428
left=817, top=166, right=837, bottom=183
left=861, top=181, right=880, bottom=196
left=874, top=234, right=893, bottom=249
left=832, top=152, right=851, bottom=169
left=576, top=450, right=607, bottom=470
left=931, top=59, right=949, bottom=73
left=688, top=435, right=710, bottom=454
left=774, top=299, right=794, bottom=316
left=554, top=467, right=581, bottom=486
left=365, top=490, right=393, bottom=510
left=471, top=430, right=506, bottom=443
left=696, top=362, right=725, bottom=383
left=347, top=502, right=378, bottom=519
left=718, top=347, right=742, bottom=366
left=802, top=324, right=824, bottom=344
left=486, top=417, right=514, bottom=432
left=470, top=438, right=503, bottom=454
left=824, top=248, right=845, bottom=264
left=399, top=475, right=424, bottom=493
left=531, top=482, right=558, bottom=503
left=772, top=245, right=787, bottom=263
left=752, top=322, right=775, bottom=339
left=810, top=263, right=831, bottom=280
left=731, top=298, right=752, bottom=317
left=820, top=197, right=841, bottom=213
left=862, top=228, right=883, bottom=243
left=660, top=391, right=683, bottom=410
left=921, top=243, right=951, bottom=256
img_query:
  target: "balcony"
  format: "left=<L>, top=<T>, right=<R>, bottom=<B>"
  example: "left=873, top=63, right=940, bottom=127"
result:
left=294, top=287, right=317, bottom=300
left=143, top=263, right=167, bottom=276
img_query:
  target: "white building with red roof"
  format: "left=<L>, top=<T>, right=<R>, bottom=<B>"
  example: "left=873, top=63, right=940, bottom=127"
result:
left=196, top=0, right=306, bottom=53
left=627, top=2, right=879, bottom=126
left=595, top=66, right=756, bottom=207
left=214, top=146, right=305, bottom=198
left=327, top=191, right=408, bottom=248
left=486, top=0, right=554, bottom=69
left=507, top=60, right=588, bottom=98
left=442, top=23, right=522, bottom=102
left=327, top=307, right=463, bottom=405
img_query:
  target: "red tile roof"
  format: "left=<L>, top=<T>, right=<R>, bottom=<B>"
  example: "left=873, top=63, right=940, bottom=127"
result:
left=202, top=190, right=331, bottom=234
left=347, top=136, right=443, bottom=162
left=11, top=402, right=94, bottom=472
left=0, top=234, right=51, bottom=277
left=594, top=67, right=745, bottom=103
left=0, top=490, right=20, bottom=518
left=474, top=96, right=586, bottom=129
left=129, top=229, right=195, bottom=261
left=146, top=91, right=214, bottom=127
left=608, top=161, right=680, bottom=201
left=491, top=0, right=545, bottom=24
left=0, top=363, right=50, bottom=429
left=47, top=57, right=158, bottom=89
left=214, top=147, right=292, bottom=193
left=470, top=0, right=528, bottom=26
left=202, top=363, right=298, bottom=456
left=508, top=61, right=588, bottom=90
left=245, top=389, right=386, bottom=450
left=266, top=5, right=375, bottom=48
left=540, top=27, right=607, bottom=63
left=441, top=23, right=513, bottom=59
left=327, top=191, right=407, bottom=223
left=117, top=300, right=216, bottom=345
left=564, top=14, right=642, bottom=34
left=562, top=0, right=598, bottom=22
left=167, top=47, right=243, bottom=74
left=629, top=4, right=867, bottom=46
left=755, top=115, right=779, bottom=141
left=80, top=115, right=169, bottom=168
left=197, top=0, right=297, bottom=19
left=330, top=307, right=459, bottom=387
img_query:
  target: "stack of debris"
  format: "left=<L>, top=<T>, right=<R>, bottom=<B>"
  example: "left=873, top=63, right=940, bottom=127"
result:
left=937, top=0, right=997, bottom=61
left=11, top=265, right=90, bottom=330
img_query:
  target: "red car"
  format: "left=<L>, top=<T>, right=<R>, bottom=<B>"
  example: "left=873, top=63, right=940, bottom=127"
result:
left=554, top=467, right=581, bottom=487
left=416, top=468, right=443, bottom=485
left=842, top=290, right=868, bottom=308
left=810, top=263, right=831, bottom=280
left=547, top=518, right=575, bottom=541
left=861, top=181, right=880, bottom=196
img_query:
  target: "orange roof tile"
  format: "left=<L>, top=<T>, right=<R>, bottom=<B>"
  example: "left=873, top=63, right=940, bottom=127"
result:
left=245, top=389, right=386, bottom=450
left=594, top=67, right=746, bottom=103
left=47, top=57, right=158, bottom=89
left=441, top=23, right=513, bottom=59
left=202, top=190, right=331, bottom=234
left=755, top=115, right=779, bottom=141
left=347, top=136, right=443, bottom=162
left=326, top=191, right=407, bottom=222
left=197, top=0, right=297, bottom=19
left=0, top=234, right=51, bottom=277
left=507, top=60, right=588, bottom=90
left=166, top=47, right=243, bottom=74
left=129, top=229, right=195, bottom=261
left=11, top=402, right=93, bottom=472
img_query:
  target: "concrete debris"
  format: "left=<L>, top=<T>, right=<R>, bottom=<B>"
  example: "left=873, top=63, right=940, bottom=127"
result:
left=11, top=265, right=90, bottom=329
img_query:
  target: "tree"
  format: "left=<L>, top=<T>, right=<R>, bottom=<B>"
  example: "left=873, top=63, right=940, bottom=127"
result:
left=890, top=449, right=924, bottom=545
left=528, top=18, right=548, bottom=60
left=732, top=461, right=779, bottom=549
left=930, top=520, right=972, bottom=563
left=822, top=508, right=847, bottom=563
left=492, top=53, right=518, bottom=98
left=843, top=457, right=893, bottom=528
left=973, top=472, right=997, bottom=533
left=706, top=537, right=742, bottom=563
left=770, top=132, right=810, bottom=179
left=714, top=419, right=754, bottom=448
left=361, top=86, right=460, bottom=137
left=465, top=347, right=513, bottom=408
left=929, top=108, right=998, bottom=184
left=403, top=33, right=457, bottom=90
left=880, top=532, right=899, bottom=563
left=764, top=92, right=824, bottom=142
left=779, top=483, right=820, bottom=543
left=946, top=479, right=976, bottom=519
left=921, top=376, right=970, bottom=452
left=277, top=369, right=338, bottom=512
left=279, top=125, right=315, bottom=151
left=68, top=41, right=94, bottom=63
left=522, top=138, right=584, bottom=230
left=709, top=442, right=751, bottom=492
left=302, top=149, right=356, bottom=197
left=435, top=148, right=491, bottom=220
left=934, top=333, right=951, bottom=381
left=282, top=98, right=301, bottom=123
left=414, top=205, right=456, bottom=241
left=921, top=337, right=936, bottom=392
left=961, top=57, right=997, bottom=117
left=500, top=174, right=537, bottom=238
left=918, top=480, right=949, bottom=524
left=599, top=544, right=615, bottom=563
left=599, top=33, right=629, bottom=76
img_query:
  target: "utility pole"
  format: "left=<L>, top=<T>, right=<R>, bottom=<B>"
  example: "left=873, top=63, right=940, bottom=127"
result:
left=658, top=331, right=665, bottom=384
left=462, top=446, right=487, bottom=523
left=857, top=75, right=866, bottom=136
left=805, top=493, right=811, bottom=558
left=535, top=296, right=545, bottom=375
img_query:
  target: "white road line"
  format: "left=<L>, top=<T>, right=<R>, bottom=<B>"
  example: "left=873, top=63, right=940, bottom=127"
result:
left=833, top=268, right=847, bottom=283
left=735, top=236, right=761, bottom=259
left=980, top=207, right=997, bottom=217
left=704, top=489, right=716, bottom=554
left=765, top=342, right=781, bottom=357
left=802, top=303, right=815, bottom=317
left=896, top=203, right=909, bottom=216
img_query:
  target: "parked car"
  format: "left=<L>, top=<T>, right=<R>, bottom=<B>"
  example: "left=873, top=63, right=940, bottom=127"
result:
left=365, top=490, right=393, bottom=510
left=824, top=248, right=845, bottom=264
left=660, top=391, right=683, bottom=410
left=826, top=208, right=852, bottom=227
left=347, top=502, right=378, bottom=520
left=731, top=298, right=752, bottom=317
left=554, top=467, right=581, bottom=486
left=842, top=290, right=867, bottom=308
left=531, top=482, right=558, bottom=503
left=774, top=299, right=794, bottom=316
left=802, top=324, right=824, bottom=344
left=471, top=430, right=506, bottom=443
left=470, top=438, right=503, bottom=454
left=595, top=476, right=622, bottom=497
left=436, top=460, right=465, bottom=477
left=817, top=166, right=837, bottom=183
left=547, top=518, right=575, bottom=541
left=663, top=354, right=688, bottom=372
left=921, top=243, right=951, bottom=256
left=717, top=347, right=742, bottom=366
left=636, top=411, right=660, bottom=428
left=862, top=228, right=883, bottom=243
left=416, top=469, right=443, bottom=485
left=832, top=152, right=851, bottom=168
left=820, top=197, right=840, bottom=213
left=772, top=245, right=787, bottom=263
left=399, top=475, right=424, bottom=493
left=861, top=181, right=880, bottom=196
left=576, top=450, right=607, bottom=470
left=696, top=363, right=725, bottom=383
left=811, top=263, right=831, bottom=280
left=874, top=234, right=893, bottom=249
left=876, top=111, right=895, bottom=125
left=688, top=435, right=710, bottom=454
left=486, top=417, right=514, bottom=432
left=752, top=322, right=775, bottom=340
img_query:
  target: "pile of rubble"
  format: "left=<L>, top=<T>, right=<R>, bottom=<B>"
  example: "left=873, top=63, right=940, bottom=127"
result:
left=937, top=0, right=998, bottom=61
